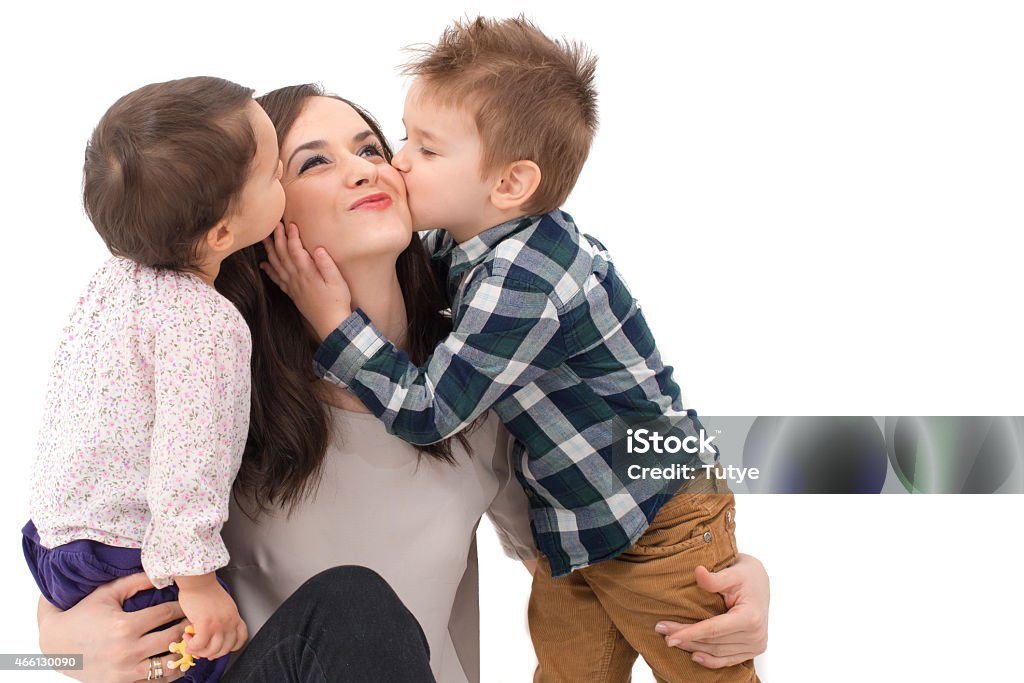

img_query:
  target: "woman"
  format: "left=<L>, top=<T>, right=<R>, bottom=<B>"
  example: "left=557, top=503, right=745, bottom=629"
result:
left=37, top=84, right=769, bottom=682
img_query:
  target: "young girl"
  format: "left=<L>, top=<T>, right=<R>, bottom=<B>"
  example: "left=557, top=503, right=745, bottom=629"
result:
left=22, top=76, right=284, bottom=682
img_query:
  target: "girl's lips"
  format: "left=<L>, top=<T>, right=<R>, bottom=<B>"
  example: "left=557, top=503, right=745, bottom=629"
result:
left=349, top=193, right=392, bottom=210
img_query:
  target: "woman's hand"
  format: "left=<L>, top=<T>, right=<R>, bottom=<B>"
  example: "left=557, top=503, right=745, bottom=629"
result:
left=261, top=222, right=352, bottom=341
left=654, top=553, right=769, bottom=669
left=37, top=572, right=190, bottom=683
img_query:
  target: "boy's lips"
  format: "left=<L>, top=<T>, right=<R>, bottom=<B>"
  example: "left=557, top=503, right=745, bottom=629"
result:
left=349, top=192, right=392, bottom=211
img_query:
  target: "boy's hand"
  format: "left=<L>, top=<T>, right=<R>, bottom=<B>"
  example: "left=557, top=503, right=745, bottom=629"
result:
left=175, top=574, right=248, bottom=660
left=261, top=222, right=353, bottom=341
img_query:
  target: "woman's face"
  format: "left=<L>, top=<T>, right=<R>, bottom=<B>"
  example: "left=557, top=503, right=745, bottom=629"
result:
left=279, top=97, right=413, bottom=266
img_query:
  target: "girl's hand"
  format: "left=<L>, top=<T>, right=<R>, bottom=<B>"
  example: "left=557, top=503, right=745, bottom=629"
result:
left=261, top=222, right=352, bottom=341
left=37, top=572, right=189, bottom=683
left=654, top=553, right=769, bottom=669
left=174, top=574, right=247, bottom=660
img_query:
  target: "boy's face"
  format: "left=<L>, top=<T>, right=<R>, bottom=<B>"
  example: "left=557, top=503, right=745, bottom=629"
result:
left=392, top=79, right=496, bottom=237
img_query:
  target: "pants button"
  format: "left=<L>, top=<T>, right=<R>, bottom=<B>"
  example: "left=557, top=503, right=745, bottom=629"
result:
left=703, top=531, right=713, bottom=543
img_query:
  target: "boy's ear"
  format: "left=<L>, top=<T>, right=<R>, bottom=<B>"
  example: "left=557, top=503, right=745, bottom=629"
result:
left=490, top=160, right=542, bottom=212
left=203, top=218, right=236, bottom=255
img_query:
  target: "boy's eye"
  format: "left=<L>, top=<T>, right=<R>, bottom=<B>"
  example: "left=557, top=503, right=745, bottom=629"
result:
left=298, top=154, right=329, bottom=174
left=419, top=147, right=436, bottom=158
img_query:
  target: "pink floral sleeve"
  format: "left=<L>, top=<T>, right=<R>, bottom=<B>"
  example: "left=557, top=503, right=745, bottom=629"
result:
left=140, top=286, right=252, bottom=588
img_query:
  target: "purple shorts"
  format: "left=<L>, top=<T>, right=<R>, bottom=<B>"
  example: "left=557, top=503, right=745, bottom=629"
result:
left=22, top=519, right=231, bottom=683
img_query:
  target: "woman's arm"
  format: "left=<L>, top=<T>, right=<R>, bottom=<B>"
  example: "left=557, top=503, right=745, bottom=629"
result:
left=37, top=572, right=189, bottom=683
left=654, top=553, right=769, bottom=669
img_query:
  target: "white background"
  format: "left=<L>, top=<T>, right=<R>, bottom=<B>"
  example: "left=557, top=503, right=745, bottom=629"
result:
left=2, top=1, right=1022, bottom=681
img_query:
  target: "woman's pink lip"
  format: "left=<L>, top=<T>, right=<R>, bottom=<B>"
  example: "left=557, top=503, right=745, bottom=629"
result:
left=349, top=193, right=392, bottom=210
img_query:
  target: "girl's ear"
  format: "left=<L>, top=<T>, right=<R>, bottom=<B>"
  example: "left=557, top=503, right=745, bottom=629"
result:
left=204, top=219, right=236, bottom=255
left=490, top=160, right=542, bottom=211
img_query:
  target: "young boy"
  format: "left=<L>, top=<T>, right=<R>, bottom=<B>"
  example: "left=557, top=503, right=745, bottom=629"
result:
left=272, top=16, right=757, bottom=683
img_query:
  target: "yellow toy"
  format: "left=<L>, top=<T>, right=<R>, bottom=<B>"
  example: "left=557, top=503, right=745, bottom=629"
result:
left=168, top=625, right=198, bottom=674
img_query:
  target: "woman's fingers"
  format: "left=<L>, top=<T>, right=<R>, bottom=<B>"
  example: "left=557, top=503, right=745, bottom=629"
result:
left=131, top=654, right=185, bottom=683
left=689, top=651, right=758, bottom=670
left=661, top=613, right=745, bottom=648
left=94, top=571, right=155, bottom=606
left=129, top=598, right=186, bottom=636
left=677, top=640, right=753, bottom=657
left=136, top=618, right=188, bottom=661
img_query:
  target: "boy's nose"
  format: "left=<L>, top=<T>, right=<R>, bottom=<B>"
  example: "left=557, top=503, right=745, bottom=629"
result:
left=392, top=146, right=410, bottom=172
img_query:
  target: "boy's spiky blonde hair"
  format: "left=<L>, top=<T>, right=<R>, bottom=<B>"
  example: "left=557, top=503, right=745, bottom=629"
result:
left=402, top=15, right=598, bottom=214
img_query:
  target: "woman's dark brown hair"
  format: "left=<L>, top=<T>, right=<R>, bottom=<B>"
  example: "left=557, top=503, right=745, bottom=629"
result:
left=83, top=76, right=257, bottom=270
left=217, top=84, right=474, bottom=518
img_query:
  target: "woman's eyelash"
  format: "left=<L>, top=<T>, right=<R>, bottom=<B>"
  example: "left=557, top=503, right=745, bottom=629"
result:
left=297, top=143, right=385, bottom=174
left=298, top=154, right=329, bottom=174
left=358, top=142, right=385, bottom=158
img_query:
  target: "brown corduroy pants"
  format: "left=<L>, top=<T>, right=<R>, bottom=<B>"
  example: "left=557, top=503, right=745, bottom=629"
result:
left=528, top=474, right=759, bottom=683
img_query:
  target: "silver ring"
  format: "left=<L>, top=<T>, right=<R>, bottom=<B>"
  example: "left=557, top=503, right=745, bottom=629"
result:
left=147, top=657, right=165, bottom=680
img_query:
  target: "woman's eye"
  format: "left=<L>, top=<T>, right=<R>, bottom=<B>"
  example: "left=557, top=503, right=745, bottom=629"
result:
left=298, top=154, right=329, bottom=174
left=419, top=147, right=436, bottom=157
left=358, top=143, right=385, bottom=159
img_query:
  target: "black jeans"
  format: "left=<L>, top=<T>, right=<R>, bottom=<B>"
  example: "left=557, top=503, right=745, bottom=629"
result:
left=223, top=565, right=436, bottom=682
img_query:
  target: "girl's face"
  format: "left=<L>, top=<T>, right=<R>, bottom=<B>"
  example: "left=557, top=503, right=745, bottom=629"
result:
left=224, top=101, right=286, bottom=251
left=279, top=97, right=413, bottom=267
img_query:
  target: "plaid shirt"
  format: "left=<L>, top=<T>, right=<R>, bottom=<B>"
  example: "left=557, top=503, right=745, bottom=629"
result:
left=314, top=210, right=715, bottom=576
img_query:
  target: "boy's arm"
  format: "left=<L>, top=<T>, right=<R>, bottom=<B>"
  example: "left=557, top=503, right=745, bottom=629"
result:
left=316, top=272, right=565, bottom=445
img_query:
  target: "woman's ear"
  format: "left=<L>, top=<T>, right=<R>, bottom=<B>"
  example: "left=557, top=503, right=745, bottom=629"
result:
left=490, top=160, right=542, bottom=212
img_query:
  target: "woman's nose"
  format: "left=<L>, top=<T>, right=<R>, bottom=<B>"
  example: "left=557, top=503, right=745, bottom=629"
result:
left=345, top=154, right=379, bottom=187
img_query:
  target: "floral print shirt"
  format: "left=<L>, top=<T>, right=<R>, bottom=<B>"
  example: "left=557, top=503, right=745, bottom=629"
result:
left=30, top=257, right=251, bottom=588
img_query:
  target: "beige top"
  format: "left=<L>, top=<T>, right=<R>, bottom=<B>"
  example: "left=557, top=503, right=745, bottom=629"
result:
left=220, top=407, right=536, bottom=683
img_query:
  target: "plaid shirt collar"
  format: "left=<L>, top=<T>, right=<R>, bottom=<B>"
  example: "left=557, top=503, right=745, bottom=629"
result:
left=440, top=215, right=539, bottom=282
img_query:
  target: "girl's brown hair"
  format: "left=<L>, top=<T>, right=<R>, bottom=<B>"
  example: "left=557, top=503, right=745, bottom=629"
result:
left=217, top=84, right=474, bottom=518
left=83, top=76, right=257, bottom=270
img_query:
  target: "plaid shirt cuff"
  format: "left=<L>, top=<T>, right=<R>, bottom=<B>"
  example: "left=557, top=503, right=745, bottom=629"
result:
left=313, top=308, right=388, bottom=387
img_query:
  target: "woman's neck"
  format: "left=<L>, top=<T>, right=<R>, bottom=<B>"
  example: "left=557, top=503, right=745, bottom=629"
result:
left=322, top=257, right=408, bottom=414
left=341, top=257, right=409, bottom=349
